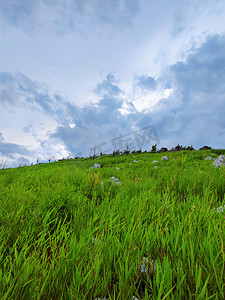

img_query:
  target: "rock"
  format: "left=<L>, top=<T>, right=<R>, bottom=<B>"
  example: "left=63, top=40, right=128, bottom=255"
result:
left=110, top=177, right=121, bottom=185
left=90, top=163, right=101, bottom=169
left=92, top=237, right=101, bottom=244
left=139, top=257, right=172, bottom=274
left=133, top=160, right=139, bottom=163
left=212, top=205, right=225, bottom=213
left=205, top=156, right=213, bottom=160
left=32, top=205, right=43, bottom=218
left=213, top=155, right=225, bottom=168
left=161, top=156, right=169, bottom=161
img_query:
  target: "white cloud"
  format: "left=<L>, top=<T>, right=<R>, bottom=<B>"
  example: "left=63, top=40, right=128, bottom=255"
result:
left=1, top=1, right=225, bottom=167
left=132, top=88, right=173, bottom=113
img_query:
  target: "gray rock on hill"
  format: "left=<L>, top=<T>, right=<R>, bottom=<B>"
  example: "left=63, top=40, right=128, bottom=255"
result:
left=213, top=155, right=225, bottom=168
left=205, top=156, right=214, bottom=160
left=90, top=163, right=102, bottom=169
left=161, top=156, right=169, bottom=160
left=110, top=177, right=121, bottom=185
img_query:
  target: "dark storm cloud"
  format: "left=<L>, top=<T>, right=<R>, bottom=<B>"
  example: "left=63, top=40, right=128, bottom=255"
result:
left=0, top=72, right=69, bottom=123
left=134, top=74, right=157, bottom=93
left=136, top=34, right=225, bottom=150
left=48, top=73, right=140, bottom=156
left=0, top=132, right=31, bottom=158
left=171, top=34, right=225, bottom=97
left=94, top=73, right=123, bottom=97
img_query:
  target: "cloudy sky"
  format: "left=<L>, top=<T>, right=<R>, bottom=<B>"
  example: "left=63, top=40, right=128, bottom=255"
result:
left=1, top=0, right=225, bottom=167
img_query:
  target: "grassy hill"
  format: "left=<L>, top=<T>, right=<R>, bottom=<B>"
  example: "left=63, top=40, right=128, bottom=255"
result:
left=0, top=150, right=225, bottom=299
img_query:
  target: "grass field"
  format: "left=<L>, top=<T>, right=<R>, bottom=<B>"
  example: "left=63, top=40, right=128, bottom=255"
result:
left=0, top=149, right=225, bottom=299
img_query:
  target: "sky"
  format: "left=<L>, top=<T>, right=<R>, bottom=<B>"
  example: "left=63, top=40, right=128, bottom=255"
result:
left=1, top=0, right=225, bottom=167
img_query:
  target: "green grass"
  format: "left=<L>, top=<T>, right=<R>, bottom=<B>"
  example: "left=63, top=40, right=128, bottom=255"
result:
left=0, top=150, right=225, bottom=299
